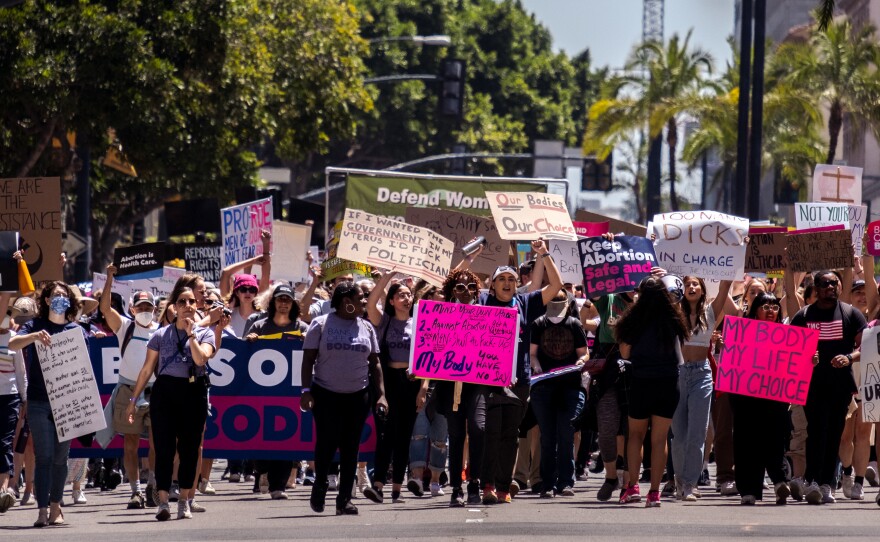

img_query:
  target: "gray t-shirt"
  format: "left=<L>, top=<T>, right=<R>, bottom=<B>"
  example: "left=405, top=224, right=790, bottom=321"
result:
left=304, top=314, right=379, bottom=394
left=308, top=300, right=331, bottom=320
left=147, top=324, right=216, bottom=379
left=375, top=313, right=412, bottom=364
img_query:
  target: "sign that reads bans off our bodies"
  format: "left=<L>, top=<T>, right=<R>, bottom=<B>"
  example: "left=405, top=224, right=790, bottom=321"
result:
left=221, top=197, right=273, bottom=267
left=577, top=236, right=656, bottom=296
left=485, top=192, right=578, bottom=241
left=652, top=211, right=749, bottom=281
left=715, top=316, right=818, bottom=406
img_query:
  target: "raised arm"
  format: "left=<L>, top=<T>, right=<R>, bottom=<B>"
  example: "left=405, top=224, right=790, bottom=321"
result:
left=450, top=242, right=484, bottom=274
left=100, top=264, right=124, bottom=334
left=864, top=244, right=879, bottom=319
left=258, top=229, right=272, bottom=293
left=711, top=280, right=737, bottom=319
left=367, top=271, right=394, bottom=327
left=298, top=264, right=322, bottom=324
left=534, top=239, right=564, bottom=306
left=219, top=253, right=268, bottom=298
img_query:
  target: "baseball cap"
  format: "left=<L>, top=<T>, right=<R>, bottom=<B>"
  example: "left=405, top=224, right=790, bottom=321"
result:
left=9, top=296, right=37, bottom=325
left=852, top=279, right=866, bottom=292
left=492, top=266, right=519, bottom=282
left=273, top=285, right=295, bottom=299
left=131, top=290, right=156, bottom=307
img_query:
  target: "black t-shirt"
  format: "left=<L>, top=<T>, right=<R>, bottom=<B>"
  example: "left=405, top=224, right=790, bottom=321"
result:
left=249, top=317, right=308, bottom=337
left=628, top=321, right=681, bottom=379
left=790, top=301, right=866, bottom=394
left=530, top=315, right=588, bottom=388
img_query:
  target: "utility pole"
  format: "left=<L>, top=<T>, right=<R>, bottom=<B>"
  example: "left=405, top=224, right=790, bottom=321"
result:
left=643, top=0, right=664, bottom=219
left=747, top=0, right=766, bottom=220
left=734, top=0, right=752, bottom=217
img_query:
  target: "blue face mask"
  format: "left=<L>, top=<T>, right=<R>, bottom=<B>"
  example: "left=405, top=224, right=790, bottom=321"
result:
left=50, top=296, right=71, bottom=315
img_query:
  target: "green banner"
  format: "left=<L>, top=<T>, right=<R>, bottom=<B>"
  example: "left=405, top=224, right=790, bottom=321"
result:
left=344, top=174, right=546, bottom=219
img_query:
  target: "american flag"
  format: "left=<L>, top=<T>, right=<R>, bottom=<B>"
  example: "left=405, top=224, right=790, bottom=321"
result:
left=807, top=321, right=843, bottom=341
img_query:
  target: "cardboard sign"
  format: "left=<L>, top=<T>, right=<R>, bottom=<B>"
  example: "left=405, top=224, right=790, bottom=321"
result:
left=220, top=197, right=273, bottom=266
left=715, top=316, right=818, bottom=405
left=812, top=164, right=862, bottom=205
left=572, top=221, right=610, bottom=237
left=652, top=211, right=749, bottom=281
left=183, top=242, right=222, bottom=283
left=486, top=191, right=577, bottom=241
left=319, top=257, right=370, bottom=282
left=575, top=210, right=647, bottom=237
left=795, top=202, right=867, bottom=255
left=867, top=220, right=880, bottom=257
left=786, top=228, right=853, bottom=272
left=35, top=328, right=106, bottom=441
left=112, top=242, right=165, bottom=280
left=409, top=300, right=519, bottom=386
left=271, top=221, right=312, bottom=284
left=549, top=240, right=584, bottom=285
left=0, top=177, right=62, bottom=282
left=0, top=231, right=19, bottom=292
left=405, top=207, right=507, bottom=276
left=578, top=235, right=656, bottom=296
left=336, top=209, right=454, bottom=288
left=860, top=326, right=880, bottom=422
left=745, top=232, right=787, bottom=273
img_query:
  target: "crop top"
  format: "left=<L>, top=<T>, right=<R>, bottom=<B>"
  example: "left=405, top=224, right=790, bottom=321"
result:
left=683, top=304, right=716, bottom=348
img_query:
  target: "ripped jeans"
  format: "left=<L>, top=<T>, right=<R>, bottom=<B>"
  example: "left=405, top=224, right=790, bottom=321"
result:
left=409, top=408, right=448, bottom=473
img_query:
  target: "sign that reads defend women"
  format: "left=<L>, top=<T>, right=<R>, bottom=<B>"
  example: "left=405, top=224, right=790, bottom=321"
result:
left=409, top=300, right=519, bottom=386
left=221, top=197, right=273, bottom=266
left=36, top=328, right=106, bottom=441
left=860, top=326, right=880, bottom=422
left=577, top=236, right=656, bottom=296
left=336, top=209, right=454, bottom=288
left=485, top=192, right=578, bottom=241
left=716, top=316, right=818, bottom=406
left=652, top=211, right=749, bottom=281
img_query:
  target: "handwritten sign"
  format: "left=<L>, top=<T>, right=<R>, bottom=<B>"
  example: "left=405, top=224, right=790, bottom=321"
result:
left=271, top=221, right=311, bottom=284
left=0, top=177, right=62, bottom=282
left=409, top=300, right=519, bottom=386
left=405, top=207, right=507, bottom=276
left=786, top=228, right=853, bottom=272
left=486, top=191, right=577, bottom=241
left=812, top=164, right=862, bottom=205
left=113, top=242, right=165, bottom=280
left=35, top=328, right=105, bottom=441
left=867, top=220, right=880, bottom=257
left=220, top=197, right=273, bottom=266
left=572, top=221, right=609, bottom=237
left=549, top=240, right=584, bottom=285
left=715, top=316, right=818, bottom=405
left=183, top=242, right=221, bottom=283
left=319, top=257, right=370, bottom=282
left=795, top=202, right=867, bottom=255
left=652, top=211, right=748, bottom=280
left=745, top=232, right=786, bottom=273
left=578, top=235, right=656, bottom=296
left=336, top=209, right=454, bottom=288
left=860, top=326, right=880, bottom=422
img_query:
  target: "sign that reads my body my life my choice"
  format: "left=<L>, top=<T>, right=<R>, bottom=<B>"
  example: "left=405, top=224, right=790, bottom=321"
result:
left=485, top=191, right=578, bottom=241
left=652, top=211, right=749, bottom=281
left=577, top=235, right=656, bottom=296
left=715, top=316, right=818, bottom=406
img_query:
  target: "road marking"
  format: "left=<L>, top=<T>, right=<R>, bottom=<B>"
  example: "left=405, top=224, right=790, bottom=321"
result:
left=466, top=519, right=483, bottom=523
left=468, top=509, right=482, bottom=512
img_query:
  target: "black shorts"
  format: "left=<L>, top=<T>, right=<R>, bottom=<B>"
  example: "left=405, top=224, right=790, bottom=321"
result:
left=626, top=375, right=679, bottom=420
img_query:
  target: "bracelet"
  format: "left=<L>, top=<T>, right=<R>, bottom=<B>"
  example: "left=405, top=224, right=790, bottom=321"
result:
left=540, top=253, right=552, bottom=259
left=301, top=387, right=311, bottom=394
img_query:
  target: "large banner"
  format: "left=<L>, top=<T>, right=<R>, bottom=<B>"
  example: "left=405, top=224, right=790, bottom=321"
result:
left=485, top=191, right=578, bottom=241
left=220, top=197, right=273, bottom=266
left=652, top=211, right=749, bottom=280
left=786, top=227, right=853, bottom=272
left=860, top=326, right=880, bottom=422
left=344, top=174, right=545, bottom=220
left=405, top=207, right=507, bottom=276
left=578, top=235, right=656, bottom=296
left=715, top=316, right=818, bottom=405
left=409, top=300, right=519, bottom=386
left=71, top=336, right=376, bottom=460
left=0, top=177, right=62, bottom=282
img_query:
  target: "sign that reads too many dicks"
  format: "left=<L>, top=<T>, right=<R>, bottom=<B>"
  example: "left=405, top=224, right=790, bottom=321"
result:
left=221, top=197, right=273, bottom=267
left=652, top=211, right=748, bottom=281
left=485, top=191, right=578, bottom=241
left=715, top=316, right=818, bottom=406
left=409, top=300, right=519, bottom=386
left=577, top=236, right=656, bottom=296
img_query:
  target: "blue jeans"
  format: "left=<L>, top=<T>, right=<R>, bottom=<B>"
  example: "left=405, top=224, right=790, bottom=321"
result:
left=671, top=360, right=713, bottom=486
left=409, top=409, right=448, bottom=472
left=29, top=400, right=70, bottom=508
left=530, top=383, right=584, bottom=492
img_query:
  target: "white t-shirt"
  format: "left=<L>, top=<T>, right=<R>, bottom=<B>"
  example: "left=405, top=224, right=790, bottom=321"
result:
left=0, top=330, right=25, bottom=398
left=116, top=318, right=160, bottom=382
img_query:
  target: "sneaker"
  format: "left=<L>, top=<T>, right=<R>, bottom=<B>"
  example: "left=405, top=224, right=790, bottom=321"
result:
left=719, top=481, right=738, bottom=496
left=509, top=479, right=522, bottom=498
left=104, top=469, right=122, bottom=491
left=430, top=482, right=445, bottom=497
left=645, top=489, right=661, bottom=508
left=177, top=500, right=192, bottom=519
left=774, top=482, right=790, bottom=505
left=127, top=491, right=145, bottom=509
left=362, top=485, right=383, bottom=504
left=820, top=484, right=836, bottom=504
left=21, top=491, right=34, bottom=506
left=155, top=502, right=171, bottom=521
left=146, top=484, right=158, bottom=507
left=681, top=483, right=697, bottom=502
left=466, top=481, right=481, bottom=505
left=619, top=484, right=641, bottom=504
left=169, top=482, right=180, bottom=502
left=228, top=473, right=241, bottom=483
left=789, top=477, right=805, bottom=502
left=691, top=486, right=702, bottom=499
left=260, top=474, right=270, bottom=494
left=0, top=490, right=14, bottom=513
left=303, top=469, right=315, bottom=486
left=198, top=478, right=216, bottom=496
left=576, top=468, right=588, bottom=482
left=597, top=478, right=619, bottom=501
left=559, top=486, right=575, bottom=497
left=867, top=463, right=879, bottom=487
left=336, top=501, right=358, bottom=515
left=539, top=489, right=554, bottom=498
left=391, top=491, right=405, bottom=504
left=497, top=490, right=512, bottom=503
left=482, top=485, right=498, bottom=504
left=741, top=495, right=756, bottom=505
left=842, top=474, right=854, bottom=499
left=805, top=482, right=823, bottom=504
left=407, top=479, right=424, bottom=497
left=698, top=468, right=711, bottom=487
left=449, top=487, right=465, bottom=507
left=270, top=490, right=289, bottom=500
left=310, top=482, right=329, bottom=513
left=189, top=499, right=206, bottom=513
left=661, top=479, right=676, bottom=498
left=851, top=481, right=865, bottom=500
left=72, top=489, right=88, bottom=505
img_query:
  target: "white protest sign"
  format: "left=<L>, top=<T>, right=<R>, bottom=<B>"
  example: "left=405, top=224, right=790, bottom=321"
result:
left=812, top=164, right=862, bottom=205
left=336, top=208, right=454, bottom=288
left=271, top=221, right=312, bottom=284
left=220, top=197, right=274, bottom=266
left=485, top=191, right=578, bottom=241
left=795, top=203, right=867, bottom=255
left=93, top=266, right=187, bottom=312
left=35, top=328, right=106, bottom=441
left=860, top=325, right=880, bottom=422
left=652, top=211, right=749, bottom=281
left=549, top=240, right=584, bottom=285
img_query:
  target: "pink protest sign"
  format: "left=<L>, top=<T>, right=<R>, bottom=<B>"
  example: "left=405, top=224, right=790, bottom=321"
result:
left=715, top=316, right=818, bottom=405
left=410, top=300, right=519, bottom=386
left=868, top=220, right=880, bottom=257
left=573, top=221, right=610, bottom=237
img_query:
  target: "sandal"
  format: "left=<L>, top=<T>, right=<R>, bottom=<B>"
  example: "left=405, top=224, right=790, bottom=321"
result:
left=49, top=502, right=64, bottom=525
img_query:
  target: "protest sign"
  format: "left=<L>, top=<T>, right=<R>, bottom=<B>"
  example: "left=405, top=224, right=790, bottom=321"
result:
left=71, top=336, right=376, bottom=460
left=112, top=242, right=165, bottom=280
left=795, top=202, right=867, bottom=255
left=36, top=328, right=106, bottom=441
left=860, top=326, right=880, bottom=422
left=405, top=207, right=507, bottom=276
left=572, top=221, right=609, bottom=237
left=577, top=235, right=656, bottom=296
left=786, top=228, right=853, bottom=272
left=220, top=197, right=273, bottom=267
left=715, top=316, right=818, bottom=406
left=867, top=220, right=880, bottom=257
left=575, top=210, right=647, bottom=237
left=812, top=164, right=862, bottom=205
left=0, top=231, right=18, bottom=292
left=0, top=177, right=62, bottom=282
left=486, top=191, right=577, bottom=241
left=336, top=209, right=454, bottom=288
left=319, top=257, right=370, bottom=282
left=549, top=241, right=584, bottom=285
left=92, top=266, right=186, bottom=312
left=652, top=211, right=749, bottom=281
left=530, top=364, right=584, bottom=386
left=183, top=242, right=222, bottom=283
left=271, top=221, right=311, bottom=284
left=410, top=300, right=519, bottom=386
left=744, top=232, right=786, bottom=274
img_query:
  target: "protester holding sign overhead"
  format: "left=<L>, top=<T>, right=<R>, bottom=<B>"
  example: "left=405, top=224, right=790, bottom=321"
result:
left=10, top=281, right=89, bottom=527
left=219, top=229, right=271, bottom=337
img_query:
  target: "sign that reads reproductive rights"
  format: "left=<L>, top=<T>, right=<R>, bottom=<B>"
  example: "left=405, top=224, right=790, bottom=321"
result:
left=221, top=197, right=273, bottom=266
left=652, top=211, right=749, bottom=281
left=409, top=300, right=519, bottom=386
left=716, top=316, right=818, bottom=406
left=577, top=236, right=656, bottom=296
left=485, top=191, right=578, bottom=241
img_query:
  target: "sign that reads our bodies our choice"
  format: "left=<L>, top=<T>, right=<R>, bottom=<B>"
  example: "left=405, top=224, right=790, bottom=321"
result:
left=715, top=316, right=818, bottom=406
left=220, top=197, right=273, bottom=266
left=486, top=191, right=578, bottom=241
left=409, top=300, right=519, bottom=386
left=577, top=236, right=656, bottom=296
left=652, top=211, right=748, bottom=281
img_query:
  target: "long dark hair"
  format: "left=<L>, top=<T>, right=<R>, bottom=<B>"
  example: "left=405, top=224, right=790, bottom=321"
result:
left=38, top=281, right=78, bottom=322
left=681, top=275, right=708, bottom=332
left=746, top=292, right=782, bottom=323
left=266, top=287, right=300, bottom=323
left=383, top=283, right=414, bottom=318
left=615, top=276, right=689, bottom=346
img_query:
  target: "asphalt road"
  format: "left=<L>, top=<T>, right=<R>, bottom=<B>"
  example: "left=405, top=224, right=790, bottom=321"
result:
left=3, top=461, right=880, bottom=540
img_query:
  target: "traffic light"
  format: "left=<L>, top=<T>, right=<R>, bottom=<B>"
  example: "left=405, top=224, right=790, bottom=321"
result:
left=582, top=154, right=613, bottom=191
left=439, top=59, right=466, bottom=119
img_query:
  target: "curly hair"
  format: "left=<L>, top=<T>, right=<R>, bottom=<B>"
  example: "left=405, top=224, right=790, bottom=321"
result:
left=681, top=275, right=708, bottom=333
left=615, top=276, right=689, bottom=346
left=38, top=281, right=78, bottom=322
left=442, top=270, right=483, bottom=302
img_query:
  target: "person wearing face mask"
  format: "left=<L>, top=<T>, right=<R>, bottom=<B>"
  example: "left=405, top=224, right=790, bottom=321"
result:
left=10, top=282, right=89, bottom=527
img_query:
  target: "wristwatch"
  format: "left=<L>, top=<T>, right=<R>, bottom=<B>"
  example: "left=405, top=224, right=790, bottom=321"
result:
left=846, top=354, right=853, bottom=365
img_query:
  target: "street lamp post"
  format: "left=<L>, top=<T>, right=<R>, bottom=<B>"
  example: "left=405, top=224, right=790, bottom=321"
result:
left=368, top=34, right=452, bottom=47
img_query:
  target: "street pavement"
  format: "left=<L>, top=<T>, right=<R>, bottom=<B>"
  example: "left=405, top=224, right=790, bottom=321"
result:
left=3, top=461, right=880, bottom=540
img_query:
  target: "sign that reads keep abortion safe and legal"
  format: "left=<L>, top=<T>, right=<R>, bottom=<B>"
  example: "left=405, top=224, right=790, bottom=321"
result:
left=112, top=242, right=165, bottom=280
left=652, top=211, right=749, bottom=281
left=715, top=316, right=818, bottom=406
left=577, top=236, right=656, bottom=296
left=336, top=209, right=454, bottom=288
left=220, top=197, right=273, bottom=266
left=409, top=300, right=519, bottom=386
left=485, top=191, right=578, bottom=241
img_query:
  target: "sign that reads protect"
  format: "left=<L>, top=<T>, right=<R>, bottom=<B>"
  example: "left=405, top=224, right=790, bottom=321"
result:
left=485, top=191, right=577, bottom=241
left=577, top=235, right=656, bottom=296
left=113, top=242, right=165, bottom=280
left=652, top=211, right=749, bottom=281
left=715, top=316, right=818, bottom=406
left=336, top=209, right=454, bottom=288
left=220, top=197, right=273, bottom=266
left=409, top=300, right=519, bottom=386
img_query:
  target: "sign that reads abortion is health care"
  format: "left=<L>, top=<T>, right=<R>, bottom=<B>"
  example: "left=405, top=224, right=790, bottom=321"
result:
left=221, top=197, right=273, bottom=266
left=652, top=211, right=749, bottom=281
left=577, top=236, right=656, bottom=296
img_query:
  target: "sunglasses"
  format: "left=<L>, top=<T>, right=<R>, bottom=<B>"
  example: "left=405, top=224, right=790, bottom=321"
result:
left=759, top=304, right=780, bottom=312
left=453, top=283, right=478, bottom=293
left=238, top=286, right=258, bottom=294
left=176, top=298, right=198, bottom=306
left=816, top=279, right=839, bottom=288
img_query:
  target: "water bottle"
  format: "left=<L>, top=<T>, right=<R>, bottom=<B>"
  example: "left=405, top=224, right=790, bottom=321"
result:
left=461, top=236, right=487, bottom=257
